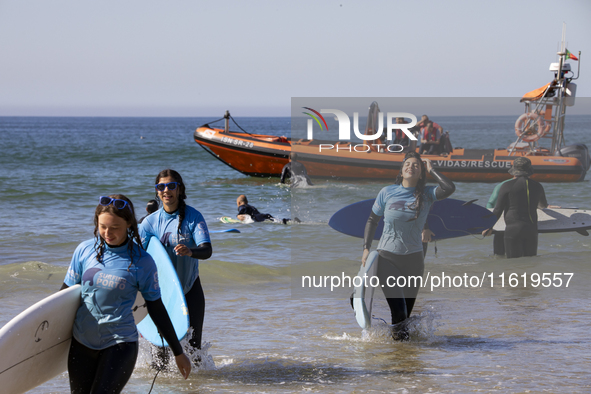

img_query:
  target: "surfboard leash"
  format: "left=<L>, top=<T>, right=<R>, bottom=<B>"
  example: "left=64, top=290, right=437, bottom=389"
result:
left=372, top=316, right=389, bottom=325
left=147, top=334, right=166, bottom=394
left=428, top=213, right=488, bottom=240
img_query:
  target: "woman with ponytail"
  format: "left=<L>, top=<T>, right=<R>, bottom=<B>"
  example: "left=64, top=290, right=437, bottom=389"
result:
left=61, top=194, right=191, bottom=393
left=362, top=152, right=455, bottom=340
left=139, top=169, right=212, bottom=355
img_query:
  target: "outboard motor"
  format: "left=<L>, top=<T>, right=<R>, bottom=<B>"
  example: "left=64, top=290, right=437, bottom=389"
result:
left=560, top=144, right=590, bottom=172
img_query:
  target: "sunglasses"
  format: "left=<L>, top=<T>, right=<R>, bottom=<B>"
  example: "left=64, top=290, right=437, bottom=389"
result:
left=155, top=182, right=179, bottom=192
left=99, top=196, right=131, bottom=211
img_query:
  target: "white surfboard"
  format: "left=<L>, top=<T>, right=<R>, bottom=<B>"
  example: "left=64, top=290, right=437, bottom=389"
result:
left=492, top=208, right=591, bottom=234
left=352, top=251, right=379, bottom=329
left=0, top=287, right=149, bottom=394
left=0, top=237, right=186, bottom=394
left=0, top=285, right=81, bottom=394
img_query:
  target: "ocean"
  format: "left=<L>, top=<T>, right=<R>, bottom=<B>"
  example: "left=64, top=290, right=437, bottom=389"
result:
left=1, top=115, right=590, bottom=393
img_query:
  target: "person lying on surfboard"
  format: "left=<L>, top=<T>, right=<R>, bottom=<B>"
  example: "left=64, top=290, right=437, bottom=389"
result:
left=61, top=194, right=191, bottom=393
left=362, top=152, right=455, bottom=340
left=236, top=194, right=298, bottom=224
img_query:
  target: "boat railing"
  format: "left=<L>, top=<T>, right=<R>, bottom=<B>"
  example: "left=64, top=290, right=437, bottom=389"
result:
left=509, top=49, right=579, bottom=157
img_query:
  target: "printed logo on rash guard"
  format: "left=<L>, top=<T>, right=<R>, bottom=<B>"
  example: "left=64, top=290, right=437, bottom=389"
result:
left=160, top=232, right=172, bottom=247
left=96, top=272, right=127, bottom=290
left=388, top=200, right=410, bottom=211
left=82, top=268, right=102, bottom=286
left=152, top=272, right=159, bottom=290
left=197, top=221, right=208, bottom=235
left=66, top=268, right=80, bottom=283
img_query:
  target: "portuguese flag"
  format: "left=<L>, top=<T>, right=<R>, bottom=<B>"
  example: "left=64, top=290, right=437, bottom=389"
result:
left=566, top=49, right=578, bottom=61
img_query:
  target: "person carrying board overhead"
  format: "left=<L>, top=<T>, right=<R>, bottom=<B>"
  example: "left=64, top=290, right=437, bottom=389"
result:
left=139, top=169, right=213, bottom=361
left=61, top=195, right=191, bottom=393
left=482, top=157, right=559, bottom=258
left=362, top=152, right=455, bottom=340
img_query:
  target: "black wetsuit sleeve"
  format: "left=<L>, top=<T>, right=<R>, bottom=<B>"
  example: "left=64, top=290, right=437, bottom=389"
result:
left=237, top=204, right=253, bottom=218
left=363, top=211, right=381, bottom=250
left=280, top=163, right=291, bottom=184
left=190, top=242, right=212, bottom=260
left=431, top=168, right=456, bottom=200
left=146, top=298, right=184, bottom=356
left=492, top=182, right=510, bottom=220
left=537, top=185, right=549, bottom=209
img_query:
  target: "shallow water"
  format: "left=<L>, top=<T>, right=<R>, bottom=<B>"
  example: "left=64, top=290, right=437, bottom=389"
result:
left=1, top=115, right=590, bottom=392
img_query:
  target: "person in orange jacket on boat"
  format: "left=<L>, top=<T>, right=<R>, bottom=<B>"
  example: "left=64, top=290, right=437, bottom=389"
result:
left=419, top=121, right=442, bottom=155
left=416, top=115, right=443, bottom=133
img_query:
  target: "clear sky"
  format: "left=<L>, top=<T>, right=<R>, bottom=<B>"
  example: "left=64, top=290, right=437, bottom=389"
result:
left=0, top=0, right=589, bottom=116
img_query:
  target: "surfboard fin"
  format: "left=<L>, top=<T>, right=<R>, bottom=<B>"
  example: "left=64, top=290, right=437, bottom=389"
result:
left=576, top=229, right=589, bottom=236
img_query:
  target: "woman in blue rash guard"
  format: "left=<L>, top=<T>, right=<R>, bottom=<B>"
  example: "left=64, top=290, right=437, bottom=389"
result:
left=139, top=169, right=213, bottom=355
left=61, top=194, right=191, bottom=394
left=362, top=152, right=455, bottom=340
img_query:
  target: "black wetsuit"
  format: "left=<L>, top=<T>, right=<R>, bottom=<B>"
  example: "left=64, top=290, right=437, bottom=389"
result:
left=238, top=203, right=274, bottom=222
left=492, top=176, right=548, bottom=258
left=280, top=161, right=313, bottom=187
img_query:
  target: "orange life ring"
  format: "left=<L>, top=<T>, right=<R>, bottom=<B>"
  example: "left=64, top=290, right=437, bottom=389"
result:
left=515, top=112, right=548, bottom=142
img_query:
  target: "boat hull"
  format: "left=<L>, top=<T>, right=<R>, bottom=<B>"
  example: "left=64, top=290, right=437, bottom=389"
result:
left=194, top=127, right=587, bottom=182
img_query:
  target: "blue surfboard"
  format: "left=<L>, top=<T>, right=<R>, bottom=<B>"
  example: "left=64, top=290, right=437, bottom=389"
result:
left=210, top=228, right=240, bottom=233
left=137, top=236, right=189, bottom=347
left=329, top=198, right=496, bottom=240
left=353, top=251, right=379, bottom=329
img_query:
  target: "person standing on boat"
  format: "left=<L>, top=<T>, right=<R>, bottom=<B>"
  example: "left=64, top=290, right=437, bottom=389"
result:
left=482, top=157, right=558, bottom=258
left=139, top=169, right=213, bottom=358
left=280, top=152, right=313, bottom=187
left=62, top=195, right=191, bottom=393
left=362, top=152, right=455, bottom=340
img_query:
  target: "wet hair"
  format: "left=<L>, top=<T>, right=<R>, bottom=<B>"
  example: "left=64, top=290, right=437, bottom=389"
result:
left=155, top=169, right=187, bottom=236
left=237, top=194, right=248, bottom=204
left=93, top=194, right=142, bottom=268
left=146, top=199, right=159, bottom=214
left=394, top=151, right=427, bottom=220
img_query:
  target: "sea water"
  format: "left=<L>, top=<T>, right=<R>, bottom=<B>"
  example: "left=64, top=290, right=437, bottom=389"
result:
left=0, top=115, right=590, bottom=393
